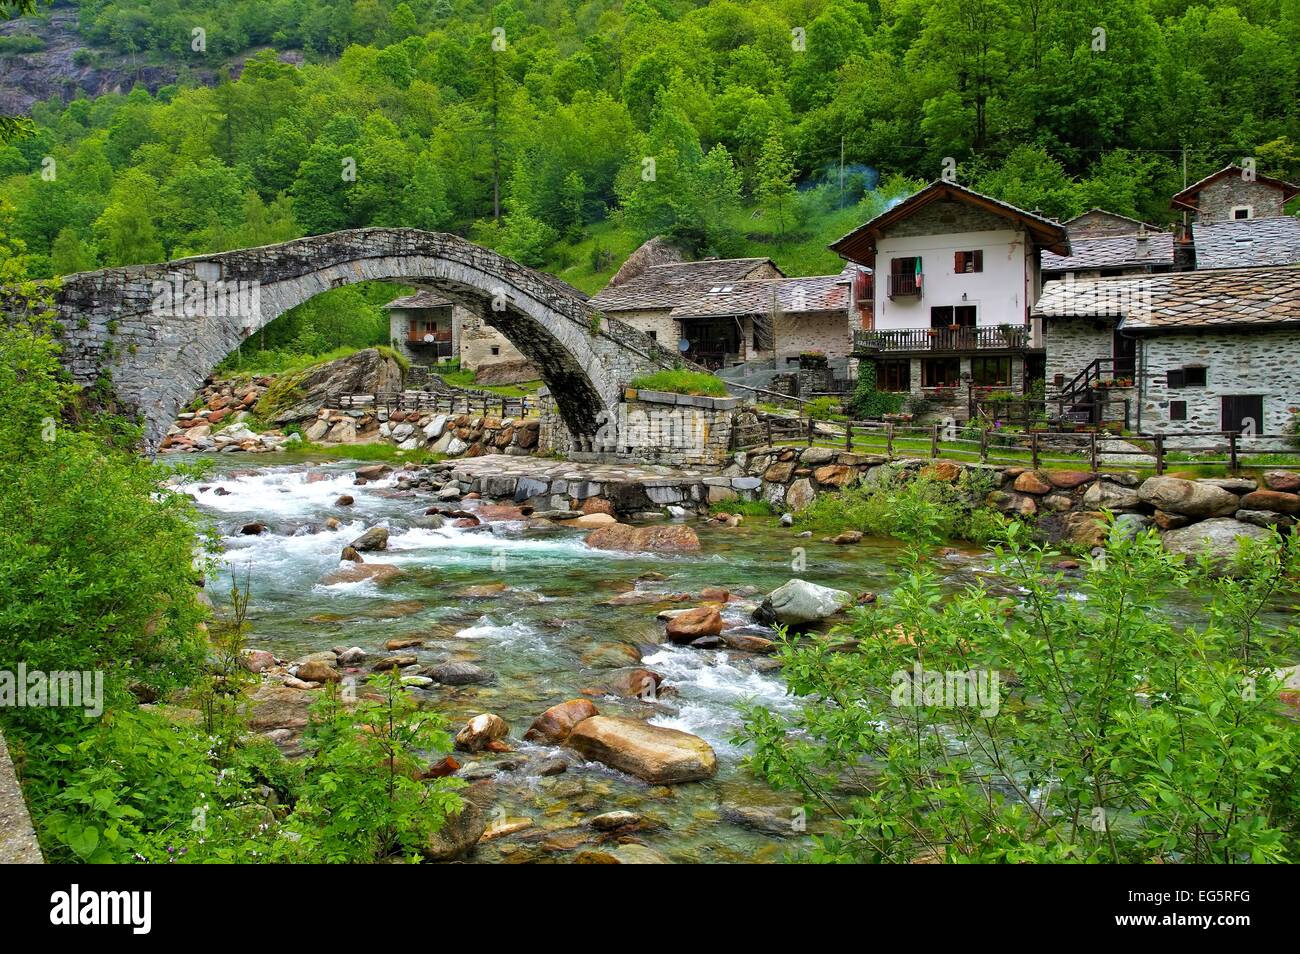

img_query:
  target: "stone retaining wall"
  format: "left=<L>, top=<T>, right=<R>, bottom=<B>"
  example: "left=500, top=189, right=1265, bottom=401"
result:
left=0, top=731, right=42, bottom=863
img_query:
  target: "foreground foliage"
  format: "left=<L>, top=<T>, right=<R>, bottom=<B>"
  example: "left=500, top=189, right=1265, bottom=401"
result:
left=738, top=524, right=1300, bottom=862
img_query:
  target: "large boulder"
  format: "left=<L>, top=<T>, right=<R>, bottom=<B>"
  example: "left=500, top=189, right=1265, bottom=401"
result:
left=1082, top=480, right=1141, bottom=510
left=1160, top=518, right=1272, bottom=566
left=753, top=579, right=852, bottom=628
left=259, top=348, right=404, bottom=424
left=454, top=713, right=510, bottom=753
left=1239, top=489, right=1300, bottom=515
left=423, top=782, right=493, bottom=862
left=1138, top=477, right=1240, bottom=518
left=584, top=524, right=700, bottom=553
left=524, top=699, right=600, bottom=743
left=665, top=606, right=724, bottom=643
left=350, top=526, right=389, bottom=552
left=566, top=716, right=717, bottom=784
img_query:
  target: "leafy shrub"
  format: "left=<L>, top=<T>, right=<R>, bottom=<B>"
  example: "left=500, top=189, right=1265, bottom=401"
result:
left=847, top=362, right=904, bottom=419
left=795, top=468, right=1007, bottom=544
left=629, top=369, right=728, bottom=397
left=737, top=525, right=1300, bottom=863
left=803, top=397, right=838, bottom=421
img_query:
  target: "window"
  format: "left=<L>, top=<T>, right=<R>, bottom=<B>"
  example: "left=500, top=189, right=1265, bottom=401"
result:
left=490, top=346, right=500, bottom=356
left=954, top=250, right=983, bottom=273
left=1167, top=366, right=1206, bottom=389
left=1232, top=206, right=1253, bottom=220
left=970, top=356, right=1012, bottom=387
left=889, top=256, right=923, bottom=297
left=921, top=357, right=961, bottom=388
left=876, top=359, right=910, bottom=392
left=647, top=330, right=657, bottom=342
left=1169, top=400, right=1187, bottom=421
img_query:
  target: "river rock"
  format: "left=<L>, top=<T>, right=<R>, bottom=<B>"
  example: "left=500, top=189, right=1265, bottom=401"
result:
left=321, top=562, right=401, bottom=585
left=572, top=511, right=617, bottom=528
left=334, top=494, right=354, bottom=507
left=590, top=811, right=642, bottom=831
left=584, top=524, right=700, bottom=553
left=1082, top=480, right=1141, bottom=510
left=336, top=647, right=367, bottom=665
left=665, top=606, right=723, bottom=643
left=1012, top=471, right=1052, bottom=495
left=603, top=668, right=665, bottom=699
left=1263, top=471, right=1300, bottom=493
left=372, top=653, right=418, bottom=671
left=427, top=660, right=495, bottom=685
left=354, top=464, right=392, bottom=481
left=340, top=545, right=363, bottom=563
left=1160, top=518, right=1272, bottom=565
left=753, top=579, right=852, bottom=627
left=241, top=521, right=268, bottom=535
left=246, top=684, right=316, bottom=731
left=1063, top=511, right=1108, bottom=547
left=785, top=478, right=816, bottom=511
left=1235, top=509, right=1295, bottom=530
left=454, top=713, right=510, bottom=752
left=350, top=526, right=389, bottom=551
left=565, top=716, right=717, bottom=784
left=1045, top=470, right=1095, bottom=489
left=296, top=659, right=340, bottom=683
left=241, top=649, right=277, bottom=673
left=1138, top=477, right=1239, bottom=517
left=524, top=699, right=600, bottom=743
left=576, top=844, right=672, bottom=864
left=423, top=782, right=493, bottom=862
left=1239, top=489, right=1300, bottom=514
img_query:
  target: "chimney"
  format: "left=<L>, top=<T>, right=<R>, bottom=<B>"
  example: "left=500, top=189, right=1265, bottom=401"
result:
left=1173, top=221, right=1196, bottom=271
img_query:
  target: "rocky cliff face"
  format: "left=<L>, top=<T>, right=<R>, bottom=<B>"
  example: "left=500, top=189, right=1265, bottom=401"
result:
left=257, top=348, right=405, bottom=424
left=0, top=9, right=301, bottom=115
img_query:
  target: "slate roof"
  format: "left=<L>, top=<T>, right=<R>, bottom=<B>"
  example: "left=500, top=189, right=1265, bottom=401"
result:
left=668, top=275, right=850, bottom=319
left=830, top=180, right=1071, bottom=262
left=385, top=290, right=456, bottom=310
left=1062, top=209, right=1165, bottom=236
left=589, top=258, right=782, bottom=311
left=1041, top=232, right=1175, bottom=273
left=1033, top=265, right=1300, bottom=331
left=1191, top=217, right=1300, bottom=269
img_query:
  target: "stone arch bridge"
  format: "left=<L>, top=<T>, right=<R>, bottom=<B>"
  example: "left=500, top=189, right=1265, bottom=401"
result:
left=45, top=229, right=682, bottom=451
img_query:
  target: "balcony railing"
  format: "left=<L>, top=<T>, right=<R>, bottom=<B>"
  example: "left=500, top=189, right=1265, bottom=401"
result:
left=853, top=326, right=1032, bottom=354
left=887, top=272, right=923, bottom=298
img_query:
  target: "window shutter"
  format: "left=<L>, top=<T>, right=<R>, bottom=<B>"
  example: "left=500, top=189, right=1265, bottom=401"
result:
left=974, top=250, right=983, bottom=271
left=954, top=251, right=963, bottom=273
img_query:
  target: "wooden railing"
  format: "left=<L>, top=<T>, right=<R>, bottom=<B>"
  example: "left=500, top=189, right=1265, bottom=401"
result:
left=732, top=416, right=1287, bottom=474
left=853, top=326, right=1032, bottom=353
left=328, top=390, right=537, bottom=418
left=887, top=272, right=923, bottom=298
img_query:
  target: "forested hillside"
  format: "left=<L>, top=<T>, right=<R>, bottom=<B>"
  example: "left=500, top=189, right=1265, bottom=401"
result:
left=2, top=0, right=1298, bottom=288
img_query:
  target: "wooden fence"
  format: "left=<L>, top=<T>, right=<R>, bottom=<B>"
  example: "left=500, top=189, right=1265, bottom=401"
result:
left=733, top=416, right=1293, bottom=475
left=328, top=390, right=537, bottom=419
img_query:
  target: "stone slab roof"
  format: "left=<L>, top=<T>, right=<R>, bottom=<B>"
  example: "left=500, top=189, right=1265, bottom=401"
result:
left=590, top=257, right=782, bottom=311
left=1034, top=265, right=1300, bottom=331
left=1041, top=232, right=1175, bottom=272
left=1192, top=217, right=1300, bottom=269
left=668, top=275, right=850, bottom=319
left=385, top=290, right=456, bottom=310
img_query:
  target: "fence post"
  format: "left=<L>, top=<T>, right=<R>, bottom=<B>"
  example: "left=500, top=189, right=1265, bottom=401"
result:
left=1031, top=431, right=1040, bottom=470
left=1089, top=430, right=1099, bottom=472
left=886, top=422, right=894, bottom=459
left=806, top=415, right=814, bottom=447
left=845, top=421, right=853, bottom=451
left=930, top=423, right=939, bottom=459
left=765, top=417, right=773, bottom=447
left=979, top=426, right=988, bottom=463
left=1153, top=434, right=1165, bottom=475
left=1228, top=431, right=1239, bottom=473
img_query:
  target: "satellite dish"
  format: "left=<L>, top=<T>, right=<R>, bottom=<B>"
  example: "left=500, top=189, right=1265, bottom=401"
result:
left=423, top=333, right=435, bottom=343
left=677, top=338, right=690, bottom=353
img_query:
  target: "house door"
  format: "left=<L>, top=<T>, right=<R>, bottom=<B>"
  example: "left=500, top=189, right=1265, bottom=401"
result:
left=1221, top=395, right=1264, bottom=435
left=1112, top=331, right=1135, bottom=376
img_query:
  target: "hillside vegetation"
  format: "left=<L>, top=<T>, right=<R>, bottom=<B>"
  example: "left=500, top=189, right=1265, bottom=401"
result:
left=0, top=0, right=1296, bottom=287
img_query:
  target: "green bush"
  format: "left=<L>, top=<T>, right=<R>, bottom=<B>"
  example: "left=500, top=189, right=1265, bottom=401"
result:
left=846, top=363, right=905, bottom=419
left=795, top=468, right=1007, bottom=545
left=737, top=525, right=1300, bottom=863
left=629, top=369, right=728, bottom=397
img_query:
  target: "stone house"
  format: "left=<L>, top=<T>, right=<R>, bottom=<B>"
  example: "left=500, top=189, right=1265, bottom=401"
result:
left=832, top=180, right=1070, bottom=415
left=1170, top=164, right=1299, bottom=224
left=385, top=290, right=536, bottom=384
left=1034, top=265, right=1300, bottom=436
left=588, top=257, right=784, bottom=360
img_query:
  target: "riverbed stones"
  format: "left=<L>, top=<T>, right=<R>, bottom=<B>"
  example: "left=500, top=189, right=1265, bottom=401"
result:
left=565, top=716, right=717, bottom=784
left=1012, top=471, right=1052, bottom=495
left=1264, top=471, right=1300, bottom=493
left=785, top=478, right=816, bottom=511
left=321, top=562, right=401, bottom=585
left=524, top=699, right=600, bottom=743
left=455, top=713, right=510, bottom=752
left=584, top=524, right=700, bottom=553
left=426, top=660, right=495, bottom=685
left=754, top=579, right=852, bottom=627
left=349, top=526, right=389, bottom=551
left=1239, top=489, right=1300, bottom=514
left=296, top=659, right=340, bottom=683
left=1235, top=509, right=1296, bottom=530
left=1083, top=480, right=1141, bottom=510
left=1044, top=470, right=1095, bottom=490
left=1160, top=518, right=1272, bottom=566
left=1138, top=477, right=1240, bottom=518
left=665, top=606, right=724, bottom=643
left=355, top=464, right=391, bottom=481
left=246, top=684, right=317, bottom=731
left=423, top=782, right=494, bottom=862
left=590, top=811, right=642, bottom=831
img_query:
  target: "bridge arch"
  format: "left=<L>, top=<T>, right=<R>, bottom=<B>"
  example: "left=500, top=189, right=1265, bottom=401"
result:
left=47, top=229, right=676, bottom=451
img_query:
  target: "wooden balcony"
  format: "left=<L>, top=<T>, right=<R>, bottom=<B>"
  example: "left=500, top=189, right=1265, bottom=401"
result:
left=887, top=272, right=923, bottom=298
left=853, top=326, right=1034, bottom=355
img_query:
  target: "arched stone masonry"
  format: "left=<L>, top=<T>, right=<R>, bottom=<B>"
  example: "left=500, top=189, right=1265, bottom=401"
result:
left=44, top=229, right=680, bottom=451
